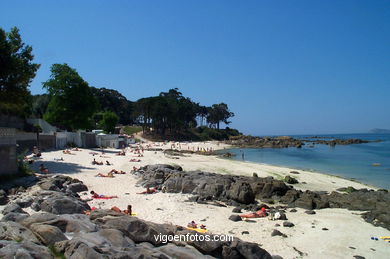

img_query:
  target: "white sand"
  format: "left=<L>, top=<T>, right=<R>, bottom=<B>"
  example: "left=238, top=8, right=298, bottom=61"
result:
left=28, top=141, right=390, bottom=259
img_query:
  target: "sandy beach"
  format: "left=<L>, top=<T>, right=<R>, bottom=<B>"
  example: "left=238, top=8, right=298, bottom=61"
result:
left=26, top=141, right=390, bottom=259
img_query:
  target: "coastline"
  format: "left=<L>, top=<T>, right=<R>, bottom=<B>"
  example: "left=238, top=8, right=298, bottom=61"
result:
left=12, top=141, right=390, bottom=258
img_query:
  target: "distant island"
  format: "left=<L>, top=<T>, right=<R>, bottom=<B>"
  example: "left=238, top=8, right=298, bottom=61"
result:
left=370, top=128, right=390, bottom=134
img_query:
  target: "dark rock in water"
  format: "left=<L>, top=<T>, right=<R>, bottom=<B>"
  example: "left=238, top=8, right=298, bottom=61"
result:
left=0, top=190, right=8, bottom=205
left=289, top=209, right=297, bottom=213
left=271, top=229, right=287, bottom=237
left=1, top=203, right=27, bottom=215
left=290, top=171, right=300, bottom=174
left=29, top=223, right=67, bottom=245
left=283, top=222, right=294, bottom=228
left=1, top=212, right=29, bottom=223
left=284, top=176, right=298, bottom=184
left=305, top=210, right=316, bottom=215
left=0, top=221, right=40, bottom=244
left=229, top=215, right=242, bottom=222
left=66, top=182, right=88, bottom=193
left=0, top=240, right=54, bottom=259
left=232, top=207, right=242, bottom=213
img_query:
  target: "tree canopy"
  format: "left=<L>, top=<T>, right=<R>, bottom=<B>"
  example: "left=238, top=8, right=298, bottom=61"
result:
left=90, top=87, right=133, bottom=125
left=133, top=88, right=235, bottom=136
left=43, top=63, right=98, bottom=131
left=100, top=111, right=119, bottom=134
left=0, top=27, right=40, bottom=117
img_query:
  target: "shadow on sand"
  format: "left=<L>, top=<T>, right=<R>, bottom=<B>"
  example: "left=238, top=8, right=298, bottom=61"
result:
left=31, top=160, right=95, bottom=175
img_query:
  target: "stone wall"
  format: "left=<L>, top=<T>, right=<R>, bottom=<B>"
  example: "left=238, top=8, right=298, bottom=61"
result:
left=0, top=128, right=18, bottom=176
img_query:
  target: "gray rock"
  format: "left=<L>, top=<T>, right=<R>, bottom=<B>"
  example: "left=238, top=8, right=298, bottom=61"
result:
left=284, top=176, right=298, bottom=184
left=305, top=210, right=316, bottom=215
left=1, top=212, right=29, bottom=223
left=1, top=203, right=26, bottom=215
left=229, top=215, right=242, bottom=222
left=0, top=240, right=54, bottom=259
left=66, top=183, right=88, bottom=193
left=29, top=223, right=68, bottom=245
left=283, top=222, right=295, bottom=228
left=271, top=229, right=287, bottom=237
left=232, top=207, right=242, bottom=213
left=14, top=197, right=34, bottom=208
left=0, top=221, right=40, bottom=244
left=40, top=195, right=90, bottom=214
left=21, top=213, right=58, bottom=228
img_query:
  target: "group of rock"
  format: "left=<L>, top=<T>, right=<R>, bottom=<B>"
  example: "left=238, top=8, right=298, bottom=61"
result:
left=137, top=164, right=390, bottom=230
left=224, top=135, right=379, bottom=148
left=1, top=174, right=274, bottom=259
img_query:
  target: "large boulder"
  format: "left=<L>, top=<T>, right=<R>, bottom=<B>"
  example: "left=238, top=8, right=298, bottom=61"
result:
left=1, top=203, right=27, bottom=215
left=66, top=183, right=88, bottom=193
left=0, top=221, right=40, bottom=244
left=29, top=223, right=68, bottom=245
left=0, top=240, right=54, bottom=259
left=227, top=182, right=255, bottom=204
left=40, top=195, right=90, bottom=214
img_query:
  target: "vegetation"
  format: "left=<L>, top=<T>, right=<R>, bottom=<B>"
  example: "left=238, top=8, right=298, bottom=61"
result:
left=0, top=27, right=40, bottom=117
left=133, top=88, right=235, bottom=139
left=100, top=111, right=119, bottom=134
left=123, top=125, right=143, bottom=135
left=90, top=87, right=134, bottom=125
left=43, top=63, right=98, bottom=131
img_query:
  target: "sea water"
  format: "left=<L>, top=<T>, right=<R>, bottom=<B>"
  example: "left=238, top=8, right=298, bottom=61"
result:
left=223, top=134, right=390, bottom=189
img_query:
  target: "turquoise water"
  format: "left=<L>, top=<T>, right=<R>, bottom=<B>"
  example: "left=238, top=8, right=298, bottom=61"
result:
left=223, top=134, right=390, bottom=189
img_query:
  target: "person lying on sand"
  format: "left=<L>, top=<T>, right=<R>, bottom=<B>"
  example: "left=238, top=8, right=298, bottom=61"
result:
left=90, top=190, right=118, bottom=199
left=95, top=172, right=115, bottom=178
left=116, top=150, right=126, bottom=156
left=109, top=169, right=126, bottom=174
left=187, top=221, right=197, bottom=228
left=129, top=159, right=141, bottom=162
left=200, top=224, right=207, bottom=230
left=111, top=205, right=132, bottom=215
left=63, top=149, right=74, bottom=155
left=33, top=146, right=42, bottom=157
left=72, top=147, right=81, bottom=151
left=89, top=152, right=99, bottom=156
left=240, top=207, right=267, bottom=218
left=137, top=187, right=157, bottom=194
left=92, top=158, right=104, bottom=165
left=39, top=164, right=50, bottom=174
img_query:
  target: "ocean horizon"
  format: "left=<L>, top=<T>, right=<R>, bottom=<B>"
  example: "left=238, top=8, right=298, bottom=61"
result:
left=223, top=133, right=390, bottom=189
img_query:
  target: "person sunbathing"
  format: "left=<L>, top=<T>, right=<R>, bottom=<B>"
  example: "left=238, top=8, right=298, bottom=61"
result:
left=39, top=164, right=50, bottom=174
left=95, top=172, right=115, bottom=178
left=109, top=169, right=126, bottom=174
left=90, top=190, right=118, bottom=199
left=72, top=147, right=81, bottom=151
left=200, top=224, right=207, bottom=230
left=116, top=150, right=126, bottom=156
left=187, top=221, right=197, bottom=228
left=111, top=205, right=132, bottom=215
left=240, top=207, right=267, bottom=218
left=137, top=187, right=157, bottom=194
left=129, top=159, right=141, bottom=162
left=92, top=158, right=104, bottom=165
left=63, top=149, right=73, bottom=155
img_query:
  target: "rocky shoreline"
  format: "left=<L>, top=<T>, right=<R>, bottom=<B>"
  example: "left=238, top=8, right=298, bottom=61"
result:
left=0, top=174, right=273, bottom=259
left=137, top=164, right=390, bottom=230
left=225, top=135, right=380, bottom=148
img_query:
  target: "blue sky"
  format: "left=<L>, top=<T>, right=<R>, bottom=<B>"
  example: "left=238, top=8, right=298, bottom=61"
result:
left=1, top=0, right=389, bottom=135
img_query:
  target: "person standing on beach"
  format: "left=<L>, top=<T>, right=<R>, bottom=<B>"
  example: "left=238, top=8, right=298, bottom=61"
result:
left=241, top=150, right=245, bottom=160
